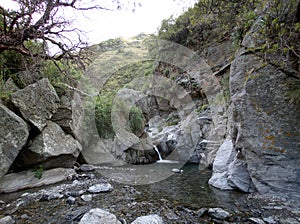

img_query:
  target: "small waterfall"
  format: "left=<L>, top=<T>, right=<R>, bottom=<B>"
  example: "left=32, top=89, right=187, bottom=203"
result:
left=154, top=145, right=163, bottom=161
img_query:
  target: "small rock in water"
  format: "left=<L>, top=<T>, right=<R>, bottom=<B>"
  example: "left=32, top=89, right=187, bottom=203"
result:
left=88, top=183, right=113, bottom=193
left=66, top=196, right=76, bottom=205
left=79, top=164, right=95, bottom=172
left=131, top=214, right=164, bottom=224
left=208, top=208, right=230, bottom=220
left=0, top=216, right=15, bottom=224
left=79, top=208, right=121, bottom=224
left=172, top=168, right=183, bottom=173
left=81, top=194, right=93, bottom=202
left=20, top=214, right=29, bottom=220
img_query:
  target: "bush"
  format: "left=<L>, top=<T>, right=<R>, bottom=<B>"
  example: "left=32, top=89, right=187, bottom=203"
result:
left=129, top=106, right=144, bottom=135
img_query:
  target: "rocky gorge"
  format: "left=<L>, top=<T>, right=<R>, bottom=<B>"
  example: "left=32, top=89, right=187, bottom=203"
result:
left=1, top=0, right=300, bottom=223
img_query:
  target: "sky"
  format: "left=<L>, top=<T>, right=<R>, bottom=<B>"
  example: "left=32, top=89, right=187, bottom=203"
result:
left=3, top=0, right=197, bottom=46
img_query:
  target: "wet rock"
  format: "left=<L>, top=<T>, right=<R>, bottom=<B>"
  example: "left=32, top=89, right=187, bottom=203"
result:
left=0, top=168, right=76, bottom=193
left=11, top=78, right=60, bottom=131
left=81, top=194, right=93, bottom=202
left=131, top=214, right=164, bottom=224
left=0, top=216, right=15, bottom=224
left=66, top=196, right=76, bottom=205
left=171, top=168, right=183, bottom=173
left=0, top=103, right=29, bottom=179
left=79, top=208, right=121, bottom=224
left=208, top=208, right=230, bottom=220
left=88, top=183, right=113, bottom=193
left=248, top=217, right=266, bottom=224
left=79, top=164, right=95, bottom=172
left=15, top=121, right=82, bottom=169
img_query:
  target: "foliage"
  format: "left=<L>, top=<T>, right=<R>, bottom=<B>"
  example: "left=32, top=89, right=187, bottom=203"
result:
left=32, top=165, right=44, bottom=179
left=129, top=106, right=144, bottom=134
left=287, top=80, right=300, bottom=106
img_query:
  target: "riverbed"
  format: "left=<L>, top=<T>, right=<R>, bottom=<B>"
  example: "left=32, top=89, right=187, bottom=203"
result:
left=0, top=163, right=299, bottom=223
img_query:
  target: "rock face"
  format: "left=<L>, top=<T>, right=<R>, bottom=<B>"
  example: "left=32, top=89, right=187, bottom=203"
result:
left=79, top=208, right=121, bottom=224
left=15, top=121, right=81, bottom=169
left=225, top=20, right=300, bottom=199
left=0, top=104, right=29, bottom=179
left=0, top=168, right=76, bottom=193
left=11, top=78, right=60, bottom=131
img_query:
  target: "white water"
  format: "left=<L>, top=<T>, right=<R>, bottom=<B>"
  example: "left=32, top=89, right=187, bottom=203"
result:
left=153, top=145, right=179, bottom=164
left=154, top=145, right=163, bottom=161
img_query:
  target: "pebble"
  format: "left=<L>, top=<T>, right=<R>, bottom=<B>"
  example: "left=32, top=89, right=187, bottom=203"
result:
left=81, top=194, right=93, bottom=202
left=171, top=168, right=183, bottom=173
left=88, top=183, right=113, bottom=193
left=208, top=208, right=230, bottom=220
left=66, top=196, right=76, bottom=205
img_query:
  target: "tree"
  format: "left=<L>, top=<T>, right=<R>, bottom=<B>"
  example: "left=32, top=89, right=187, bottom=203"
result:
left=0, top=0, right=109, bottom=62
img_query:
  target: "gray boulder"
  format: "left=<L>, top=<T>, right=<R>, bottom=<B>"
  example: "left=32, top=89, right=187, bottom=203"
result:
left=51, top=87, right=83, bottom=136
left=79, top=208, right=121, bottom=224
left=16, top=121, right=81, bottom=169
left=131, top=214, right=164, bottom=224
left=209, top=139, right=255, bottom=192
left=0, top=168, right=75, bottom=193
left=11, top=78, right=60, bottom=131
left=0, top=103, right=29, bottom=179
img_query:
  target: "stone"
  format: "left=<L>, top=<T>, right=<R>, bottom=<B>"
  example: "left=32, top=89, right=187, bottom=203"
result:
left=0, top=216, right=15, bottom=224
left=0, top=103, right=29, bottom=179
left=88, top=183, right=113, bottom=193
left=66, top=196, right=76, bottom=205
left=15, top=121, right=81, bottom=169
left=79, top=208, right=121, bottom=224
left=81, top=194, right=93, bottom=202
left=196, top=208, right=208, bottom=217
left=1, top=78, right=19, bottom=95
left=208, top=208, right=230, bottom=220
left=11, top=78, right=60, bottom=131
left=0, top=168, right=76, bottom=193
left=79, top=164, right=95, bottom=172
left=248, top=217, right=266, bottom=224
left=171, top=168, right=183, bottom=173
left=131, top=214, right=164, bottom=224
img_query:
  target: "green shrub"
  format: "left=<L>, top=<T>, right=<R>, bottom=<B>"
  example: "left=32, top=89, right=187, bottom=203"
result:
left=129, top=106, right=144, bottom=135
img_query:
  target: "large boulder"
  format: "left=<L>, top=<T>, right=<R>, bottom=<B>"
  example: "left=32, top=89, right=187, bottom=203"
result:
left=14, top=121, right=81, bottom=169
left=0, top=168, right=75, bottom=193
left=51, top=86, right=84, bottom=136
left=11, top=78, right=60, bottom=131
left=131, top=214, right=164, bottom=224
left=227, top=19, right=300, bottom=199
left=0, top=103, right=29, bottom=179
left=208, top=139, right=255, bottom=192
